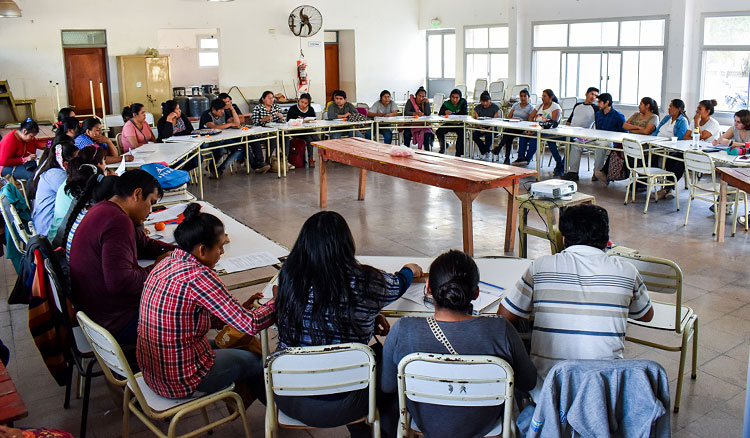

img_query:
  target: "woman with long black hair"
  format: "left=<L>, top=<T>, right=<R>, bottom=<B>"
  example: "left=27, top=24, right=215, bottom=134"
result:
left=274, top=211, right=422, bottom=435
left=29, top=137, right=79, bottom=235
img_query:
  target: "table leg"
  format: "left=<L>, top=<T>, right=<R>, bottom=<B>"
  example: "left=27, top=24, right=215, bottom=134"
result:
left=319, top=150, right=328, bottom=208
left=454, top=191, right=480, bottom=256
left=536, top=131, right=542, bottom=181
left=358, top=169, right=367, bottom=201
left=505, top=180, right=520, bottom=253
left=245, top=137, right=250, bottom=174
left=198, top=149, right=204, bottom=200
left=717, top=180, right=727, bottom=242
left=281, top=131, right=287, bottom=177
left=518, top=207, right=528, bottom=258
left=275, top=135, right=281, bottom=178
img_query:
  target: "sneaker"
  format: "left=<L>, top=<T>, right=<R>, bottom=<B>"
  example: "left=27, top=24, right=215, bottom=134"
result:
left=594, top=170, right=609, bottom=185
left=562, top=172, right=579, bottom=181
left=512, top=159, right=528, bottom=167
left=709, top=204, right=733, bottom=215
left=287, top=162, right=295, bottom=170
left=254, top=164, right=271, bottom=174
left=503, top=158, right=511, bottom=165
left=739, top=216, right=746, bottom=226
left=553, top=165, right=565, bottom=177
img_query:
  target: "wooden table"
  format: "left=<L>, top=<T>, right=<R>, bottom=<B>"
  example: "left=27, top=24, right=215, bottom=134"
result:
left=0, top=362, right=27, bottom=425
left=717, top=167, right=750, bottom=242
left=313, top=137, right=537, bottom=255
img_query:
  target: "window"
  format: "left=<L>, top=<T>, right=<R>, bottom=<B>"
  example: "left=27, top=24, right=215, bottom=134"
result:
left=426, top=30, right=456, bottom=97
left=701, top=14, right=750, bottom=112
left=464, top=25, right=509, bottom=93
left=532, top=18, right=666, bottom=105
left=198, top=36, right=219, bottom=67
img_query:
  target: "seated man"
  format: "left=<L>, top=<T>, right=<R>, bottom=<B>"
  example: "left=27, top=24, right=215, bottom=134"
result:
left=69, top=169, right=174, bottom=345
left=561, top=86, right=599, bottom=181
left=200, top=99, right=261, bottom=176
left=326, top=89, right=371, bottom=140
left=497, top=204, right=653, bottom=395
left=218, top=92, right=247, bottom=125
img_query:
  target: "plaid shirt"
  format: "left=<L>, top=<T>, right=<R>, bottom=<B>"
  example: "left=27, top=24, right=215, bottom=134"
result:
left=251, top=103, right=285, bottom=127
left=137, top=249, right=276, bottom=398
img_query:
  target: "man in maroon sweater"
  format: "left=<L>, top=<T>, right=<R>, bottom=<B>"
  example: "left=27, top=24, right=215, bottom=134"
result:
left=69, top=169, right=174, bottom=344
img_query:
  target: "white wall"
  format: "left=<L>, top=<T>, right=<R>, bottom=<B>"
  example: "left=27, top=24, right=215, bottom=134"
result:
left=157, top=28, right=220, bottom=90
left=337, top=30, right=357, bottom=101
left=0, top=0, right=424, bottom=121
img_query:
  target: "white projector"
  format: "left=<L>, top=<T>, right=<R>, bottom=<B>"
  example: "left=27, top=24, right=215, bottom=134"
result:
left=530, top=180, right=577, bottom=200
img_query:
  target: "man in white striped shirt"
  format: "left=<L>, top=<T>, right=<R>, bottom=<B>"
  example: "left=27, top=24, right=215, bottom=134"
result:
left=498, top=204, right=653, bottom=394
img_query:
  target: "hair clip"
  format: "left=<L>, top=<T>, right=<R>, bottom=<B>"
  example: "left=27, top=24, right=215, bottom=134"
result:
left=97, top=174, right=104, bottom=182
left=79, top=163, right=98, bottom=173
left=25, top=117, right=32, bottom=123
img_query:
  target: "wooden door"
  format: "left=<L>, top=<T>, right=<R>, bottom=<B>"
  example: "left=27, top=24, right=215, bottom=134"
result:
left=118, top=56, right=148, bottom=110
left=324, top=43, right=340, bottom=104
left=145, top=57, right=171, bottom=116
left=64, top=48, right=110, bottom=117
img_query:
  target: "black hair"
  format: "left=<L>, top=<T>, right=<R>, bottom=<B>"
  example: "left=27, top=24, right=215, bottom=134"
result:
left=332, top=89, right=347, bottom=99
left=559, top=204, right=610, bottom=250
left=415, top=87, right=427, bottom=97
left=299, top=93, right=312, bottom=103
left=480, top=91, right=491, bottom=102
left=586, top=87, right=600, bottom=95
left=260, top=90, right=274, bottom=103
left=698, top=99, right=718, bottom=116
left=113, top=168, right=163, bottom=199
left=210, top=98, right=225, bottom=111
left=598, top=93, right=613, bottom=107
left=27, top=138, right=79, bottom=201
left=161, top=100, right=178, bottom=117
left=670, top=99, right=687, bottom=119
left=428, top=250, right=479, bottom=314
left=81, top=117, right=101, bottom=134
left=542, top=88, right=559, bottom=104
left=55, top=117, right=80, bottom=140
left=276, top=211, right=386, bottom=346
left=57, top=108, right=74, bottom=122
left=173, top=203, right=225, bottom=252
left=450, top=88, right=462, bottom=99
left=64, top=147, right=106, bottom=198
left=379, top=90, right=391, bottom=100
left=20, top=118, right=39, bottom=135
left=122, top=106, right=133, bottom=122
left=640, top=97, right=659, bottom=115
left=54, top=173, right=118, bottom=250
left=218, top=92, right=230, bottom=100
left=519, top=88, right=530, bottom=97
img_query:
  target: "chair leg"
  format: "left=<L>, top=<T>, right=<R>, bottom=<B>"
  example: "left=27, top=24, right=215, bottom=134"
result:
left=674, top=325, right=692, bottom=413
left=732, top=192, right=740, bottom=236
left=201, top=407, right=212, bottom=435
left=691, top=317, right=699, bottom=379
left=684, top=187, right=694, bottom=226
left=230, top=393, right=252, bottom=438
left=122, top=388, right=131, bottom=438
left=371, top=409, right=382, bottom=438
left=624, top=179, right=631, bottom=205
left=80, top=370, right=94, bottom=438
left=64, top=364, right=73, bottom=409
left=643, top=179, right=653, bottom=214
left=673, top=176, right=679, bottom=211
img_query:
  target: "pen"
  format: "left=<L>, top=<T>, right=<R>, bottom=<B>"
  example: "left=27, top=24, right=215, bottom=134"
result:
left=479, top=280, right=504, bottom=290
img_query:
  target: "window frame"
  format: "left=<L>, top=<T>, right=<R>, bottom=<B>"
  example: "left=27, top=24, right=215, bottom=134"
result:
left=699, top=11, right=750, bottom=115
left=530, top=15, right=668, bottom=106
left=426, top=29, right=456, bottom=80
left=463, top=24, right=509, bottom=92
left=197, top=35, right=220, bottom=68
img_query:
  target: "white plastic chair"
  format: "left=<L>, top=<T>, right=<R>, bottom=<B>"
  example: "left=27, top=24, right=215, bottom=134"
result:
left=560, top=97, right=577, bottom=119
left=264, top=343, right=380, bottom=438
left=0, top=182, right=35, bottom=254
left=510, top=84, right=530, bottom=100
left=356, top=102, right=370, bottom=111
left=529, top=94, right=539, bottom=105
left=455, top=84, right=468, bottom=100
left=683, top=150, right=748, bottom=236
left=473, top=79, right=488, bottom=101
left=622, top=138, right=679, bottom=214
left=489, top=81, right=505, bottom=103
left=432, top=93, right=445, bottom=114
left=609, top=251, right=698, bottom=413
left=397, top=353, right=514, bottom=438
left=76, top=312, right=251, bottom=438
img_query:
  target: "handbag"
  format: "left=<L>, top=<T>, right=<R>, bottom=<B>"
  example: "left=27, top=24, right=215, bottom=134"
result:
left=426, top=316, right=457, bottom=354
left=347, top=111, right=367, bottom=123
left=140, top=162, right=190, bottom=189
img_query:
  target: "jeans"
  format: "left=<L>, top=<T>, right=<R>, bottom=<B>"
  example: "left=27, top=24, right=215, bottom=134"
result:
left=195, top=348, right=266, bottom=404
left=566, top=141, right=610, bottom=173
left=381, top=129, right=393, bottom=144
left=436, top=127, right=465, bottom=156
left=329, top=130, right=371, bottom=140
left=494, top=131, right=520, bottom=161
left=472, top=131, right=494, bottom=155
left=1, top=164, right=35, bottom=180
left=516, top=137, right=533, bottom=161
left=217, top=146, right=245, bottom=173
left=403, top=130, right=434, bottom=150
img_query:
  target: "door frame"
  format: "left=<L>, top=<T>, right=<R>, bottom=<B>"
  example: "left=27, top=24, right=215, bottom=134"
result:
left=61, top=30, right=111, bottom=116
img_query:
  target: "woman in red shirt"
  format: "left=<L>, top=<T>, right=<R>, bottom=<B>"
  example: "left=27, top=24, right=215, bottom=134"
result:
left=0, top=118, right=40, bottom=180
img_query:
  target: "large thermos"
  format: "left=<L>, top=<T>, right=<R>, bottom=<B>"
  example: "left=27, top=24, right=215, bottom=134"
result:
left=202, top=84, right=218, bottom=107
left=188, top=86, right=209, bottom=117
left=173, top=87, right=190, bottom=116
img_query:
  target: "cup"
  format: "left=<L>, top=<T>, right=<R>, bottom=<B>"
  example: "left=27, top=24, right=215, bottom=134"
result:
left=670, top=136, right=677, bottom=143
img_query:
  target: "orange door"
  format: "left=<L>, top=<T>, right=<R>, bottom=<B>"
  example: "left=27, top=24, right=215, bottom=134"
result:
left=324, top=43, right=340, bottom=103
left=64, top=47, right=110, bottom=117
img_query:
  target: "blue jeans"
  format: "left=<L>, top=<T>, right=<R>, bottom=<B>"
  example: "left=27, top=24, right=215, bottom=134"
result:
left=517, top=139, right=563, bottom=169
left=1, top=164, right=35, bottom=180
left=195, top=348, right=265, bottom=404
left=381, top=129, right=393, bottom=144
left=403, top=130, right=434, bottom=150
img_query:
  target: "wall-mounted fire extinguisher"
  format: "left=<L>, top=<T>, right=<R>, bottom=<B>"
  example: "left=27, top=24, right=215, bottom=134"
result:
left=297, top=54, right=309, bottom=94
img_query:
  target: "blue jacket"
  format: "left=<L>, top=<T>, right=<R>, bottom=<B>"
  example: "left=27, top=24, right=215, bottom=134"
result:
left=528, top=360, right=671, bottom=438
left=653, top=114, right=689, bottom=139
left=594, top=107, right=626, bottom=132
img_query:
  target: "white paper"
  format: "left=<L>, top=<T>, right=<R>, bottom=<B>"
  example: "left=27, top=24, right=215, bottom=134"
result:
left=115, top=156, right=127, bottom=176
left=133, top=144, right=158, bottom=154
left=145, top=203, right=188, bottom=225
left=215, top=252, right=280, bottom=273
left=399, top=282, right=500, bottom=314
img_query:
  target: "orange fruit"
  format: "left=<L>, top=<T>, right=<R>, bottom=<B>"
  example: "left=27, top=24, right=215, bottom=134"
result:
left=155, top=222, right=166, bottom=231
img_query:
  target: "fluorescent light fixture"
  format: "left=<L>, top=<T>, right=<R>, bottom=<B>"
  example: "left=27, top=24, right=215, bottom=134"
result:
left=0, top=1, right=21, bottom=17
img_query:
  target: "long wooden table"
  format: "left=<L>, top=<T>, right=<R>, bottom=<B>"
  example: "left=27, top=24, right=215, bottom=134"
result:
left=0, top=362, right=27, bottom=426
left=716, top=167, right=750, bottom=242
left=313, top=137, right=537, bottom=255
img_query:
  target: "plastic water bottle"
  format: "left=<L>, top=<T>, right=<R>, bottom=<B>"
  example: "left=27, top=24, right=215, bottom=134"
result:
left=692, top=128, right=700, bottom=150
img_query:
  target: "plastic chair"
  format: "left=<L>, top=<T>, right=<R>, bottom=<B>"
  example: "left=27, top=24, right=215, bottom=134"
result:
left=560, top=97, right=577, bottom=119
left=432, top=93, right=445, bottom=114
left=397, top=353, right=514, bottom=438
left=76, top=312, right=251, bottom=438
left=356, top=102, right=370, bottom=111
left=622, top=138, right=679, bottom=214
left=455, top=85, right=467, bottom=99
left=489, top=81, right=505, bottom=103
left=510, top=84, right=530, bottom=100
left=264, top=343, right=380, bottom=438
left=0, top=183, right=35, bottom=253
left=473, top=79, right=488, bottom=101
left=608, top=251, right=698, bottom=413
left=45, top=258, right=103, bottom=438
left=683, top=150, right=748, bottom=236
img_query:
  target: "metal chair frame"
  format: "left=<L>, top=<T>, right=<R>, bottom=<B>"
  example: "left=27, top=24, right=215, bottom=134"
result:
left=622, top=138, right=680, bottom=214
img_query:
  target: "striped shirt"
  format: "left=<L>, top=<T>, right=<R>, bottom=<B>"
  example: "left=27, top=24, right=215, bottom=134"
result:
left=502, top=245, right=651, bottom=389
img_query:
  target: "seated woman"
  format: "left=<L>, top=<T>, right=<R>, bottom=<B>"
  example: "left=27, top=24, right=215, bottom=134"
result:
left=138, top=203, right=275, bottom=403
left=285, top=93, right=321, bottom=167
left=513, top=89, right=562, bottom=175
left=683, top=99, right=721, bottom=143
left=253, top=90, right=289, bottom=170
left=75, top=118, right=129, bottom=165
left=47, top=108, right=77, bottom=148
left=326, top=89, right=371, bottom=141
left=0, top=118, right=39, bottom=180
left=274, top=211, right=422, bottom=435
left=493, top=88, right=534, bottom=165
left=56, top=117, right=81, bottom=141
left=381, top=250, right=536, bottom=438
left=157, top=99, right=194, bottom=141
left=436, top=88, right=468, bottom=156
left=29, top=138, right=79, bottom=236
left=714, top=109, right=750, bottom=148
left=653, top=99, right=689, bottom=200
left=472, top=91, right=501, bottom=160
left=121, top=103, right=156, bottom=152
left=369, top=90, right=399, bottom=144
left=403, top=87, right=434, bottom=150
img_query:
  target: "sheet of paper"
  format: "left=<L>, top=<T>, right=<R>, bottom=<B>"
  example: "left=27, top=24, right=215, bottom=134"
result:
left=115, top=156, right=127, bottom=176
left=471, top=291, right=502, bottom=315
left=133, top=144, right=159, bottom=154
left=145, top=203, right=188, bottom=225
left=215, top=252, right=280, bottom=273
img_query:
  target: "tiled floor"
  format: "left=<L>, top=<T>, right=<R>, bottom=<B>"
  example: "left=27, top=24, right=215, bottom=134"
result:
left=2, top=151, right=748, bottom=437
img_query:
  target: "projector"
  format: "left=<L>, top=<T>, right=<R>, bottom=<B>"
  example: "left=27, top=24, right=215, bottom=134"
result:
left=530, top=180, right=577, bottom=200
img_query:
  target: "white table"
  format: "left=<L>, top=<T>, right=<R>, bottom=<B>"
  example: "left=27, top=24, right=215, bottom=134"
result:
left=375, top=115, right=467, bottom=149
left=106, top=141, right=200, bottom=170
left=647, top=139, right=750, bottom=168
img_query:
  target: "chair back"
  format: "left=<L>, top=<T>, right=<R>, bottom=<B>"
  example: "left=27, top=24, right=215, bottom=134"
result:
left=684, top=150, right=716, bottom=184
left=45, top=258, right=92, bottom=357
left=622, top=138, right=646, bottom=168
left=0, top=184, right=33, bottom=252
left=610, top=252, right=684, bottom=331
left=560, top=97, right=577, bottom=118
left=432, top=93, right=445, bottom=113
left=473, top=79, right=488, bottom=101
left=510, top=84, right=530, bottom=99
left=529, top=94, right=539, bottom=105
left=489, top=81, right=505, bottom=102
left=455, top=85, right=468, bottom=100
left=356, top=107, right=368, bottom=117
left=356, top=102, right=370, bottom=111
left=397, top=353, right=514, bottom=437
